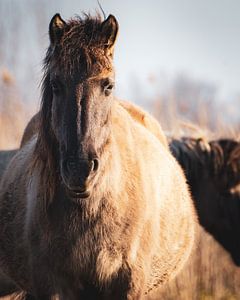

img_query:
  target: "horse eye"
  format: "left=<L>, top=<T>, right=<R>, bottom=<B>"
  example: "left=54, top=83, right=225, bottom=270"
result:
left=102, top=79, right=114, bottom=96
left=51, top=80, right=61, bottom=94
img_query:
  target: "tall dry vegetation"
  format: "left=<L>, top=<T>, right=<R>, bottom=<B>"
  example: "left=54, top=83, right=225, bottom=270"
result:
left=0, top=69, right=32, bottom=149
left=0, top=0, right=47, bottom=150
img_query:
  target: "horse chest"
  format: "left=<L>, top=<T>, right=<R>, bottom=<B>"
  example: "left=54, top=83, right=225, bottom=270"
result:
left=42, top=210, right=123, bottom=287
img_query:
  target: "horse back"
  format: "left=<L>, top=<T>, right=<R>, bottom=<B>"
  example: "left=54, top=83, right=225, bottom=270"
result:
left=118, top=99, right=168, bottom=148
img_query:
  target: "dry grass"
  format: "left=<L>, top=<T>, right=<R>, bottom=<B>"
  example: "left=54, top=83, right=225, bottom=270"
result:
left=0, top=69, right=33, bottom=150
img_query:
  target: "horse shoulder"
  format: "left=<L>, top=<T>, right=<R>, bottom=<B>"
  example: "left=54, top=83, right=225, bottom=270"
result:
left=117, top=99, right=168, bottom=148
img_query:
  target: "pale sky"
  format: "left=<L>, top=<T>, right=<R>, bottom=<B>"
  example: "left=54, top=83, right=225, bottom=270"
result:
left=1, top=0, right=240, bottom=102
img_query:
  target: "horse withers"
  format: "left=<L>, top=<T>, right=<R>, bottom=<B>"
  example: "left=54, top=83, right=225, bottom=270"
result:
left=0, top=13, right=196, bottom=299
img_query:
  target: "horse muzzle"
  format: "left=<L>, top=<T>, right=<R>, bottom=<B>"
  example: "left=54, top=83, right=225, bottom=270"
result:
left=61, top=157, right=99, bottom=199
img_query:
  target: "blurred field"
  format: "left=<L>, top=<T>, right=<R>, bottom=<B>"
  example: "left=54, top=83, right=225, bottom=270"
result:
left=0, top=69, right=33, bottom=150
left=0, top=68, right=240, bottom=300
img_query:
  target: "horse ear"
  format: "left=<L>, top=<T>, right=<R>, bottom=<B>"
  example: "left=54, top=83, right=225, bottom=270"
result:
left=101, top=15, right=119, bottom=56
left=49, top=13, right=66, bottom=45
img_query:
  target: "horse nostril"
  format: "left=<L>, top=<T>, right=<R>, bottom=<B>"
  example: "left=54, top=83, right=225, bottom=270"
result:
left=92, top=158, right=99, bottom=172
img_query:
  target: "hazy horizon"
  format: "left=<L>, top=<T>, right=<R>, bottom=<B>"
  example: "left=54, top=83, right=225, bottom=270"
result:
left=0, top=0, right=240, bottom=104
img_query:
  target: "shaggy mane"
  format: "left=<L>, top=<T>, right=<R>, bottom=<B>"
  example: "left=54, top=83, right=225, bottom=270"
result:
left=170, top=137, right=240, bottom=190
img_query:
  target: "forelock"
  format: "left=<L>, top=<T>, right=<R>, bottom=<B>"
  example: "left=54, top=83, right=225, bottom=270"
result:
left=45, top=15, right=113, bottom=77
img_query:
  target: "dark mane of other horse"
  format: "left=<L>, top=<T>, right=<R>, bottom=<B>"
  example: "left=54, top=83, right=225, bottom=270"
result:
left=170, top=136, right=240, bottom=265
left=33, top=14, right=113, bottom=204
left=209, top=139, right=240, bottom=189
left=170, top=137, right=240, bottom=191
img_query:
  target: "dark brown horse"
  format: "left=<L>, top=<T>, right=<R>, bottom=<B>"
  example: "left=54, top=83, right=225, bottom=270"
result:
left=170, top=137, right=240, bottom=265
left=0, top=14, right=195, bottom=299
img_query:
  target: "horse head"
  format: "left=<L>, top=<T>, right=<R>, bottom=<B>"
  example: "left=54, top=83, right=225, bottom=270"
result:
left=36, top=14, right=118, bottom=200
